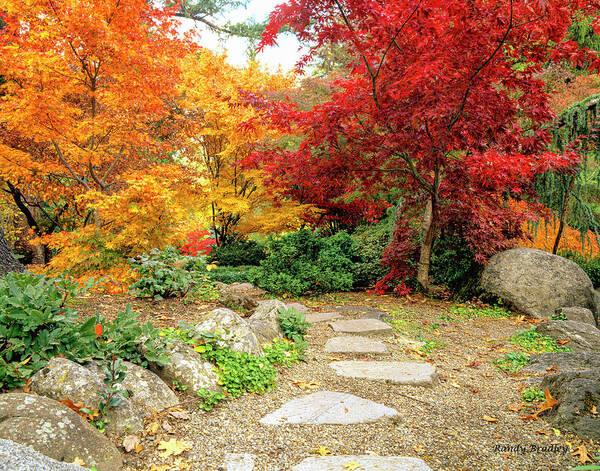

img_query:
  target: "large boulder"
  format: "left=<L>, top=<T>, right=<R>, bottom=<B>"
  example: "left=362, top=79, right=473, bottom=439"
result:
left=142, top=339, right=221, bottom=396
left=0, top=438, right=87, bottom=471
left=0, top=393, right=122, bottom=471
left=195, top=308, right=263, bottom=356
left=29, top=358, right=144, bottom=433
left=480, top=248, right=597, bottom=320
left=536, top=320, right=600, bottom=352
left=248, top=300, right=285, bottom=344
left=215, top=283, right=258, bottom=313
left=85, top=360, right=178, bottom=412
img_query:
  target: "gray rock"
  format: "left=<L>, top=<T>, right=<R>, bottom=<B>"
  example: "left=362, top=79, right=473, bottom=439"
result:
left=228, top=283, right=265, bottom=297
left=285, top=302, right=310, bottom=313
left=556, top=307, right=597, bottom=326
left=259, top=391, right=399, bottom=425
left=480, top=248, right=597, bottom=319
left=305, top=312, right=342, bottom=323
left=525, top=352, right=600, bottom=375
left=221, top=453, right=256, bottom=471
left=143, top=339, right=221, bottom=396
left=217, top=283, right=259, bottom=313
left=541, top=368, right=600, bottom=441
left=291, top=456, right=433, bottom=471
left=195, top=308, right=263, bottom=356
left=329, top=319, right=394, bottom=336
left=29, top=358, right=144, bottom=434
left=536, top=320, right=600, bottom=352
left=248, top=300, right=285, bottom=344
left=0, top=394, right=122, bottom=471
left=333, top=305, right=390, bottom=320
left=0, top=439, right=86, bottom=471
left=329, top=361, right=438, bottom=386
left=324, top=336, right=389, bottom=354
left=85, top=361, right=178, bottom=412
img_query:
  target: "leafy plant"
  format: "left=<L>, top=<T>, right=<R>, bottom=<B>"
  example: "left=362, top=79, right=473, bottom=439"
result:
left=351, top=219, right=393, bottom=287
left=510, top=328, right=572, bottom=353
left=416, top=335, right=445, bottom=355
left=95, top=356, right=129, bottom=431
left=263, top=338, right=307, bottom=366
left=493, top=352, right=530, bottom=372
left=209, top=238, right=266, bottom=266
left=250, top=229, right=358, bottom=296
left=559, top=249, right=600, bottom=288
left=0, top=273, right=98, bottom=389
left=521, top=386, right=546, bottom=403
left=172, top=381, right=188, bottom=392
left=550, top=311, right=568, bottom=320
left=449, top=304, right=512, bottom=319
left=197, top=389, right=226, bottom=411
left=277, top=307, right=311, bottom=343
left=206, top=265, right=256, bottom=285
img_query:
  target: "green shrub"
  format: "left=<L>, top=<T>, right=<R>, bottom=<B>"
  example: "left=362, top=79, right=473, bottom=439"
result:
left=550, top=311, right=568, bottom=320
left=277, top=307, right=311, bottom=343
left=128, top=247, right=210, bottom=300
left=521, top=386, right=546, bottom=403
left=558, top=249, right=600, bottom=288
left=430, top=233, right=483, bottom=299
left=263, top=338, right=307, bottom=366
left=249, top=229, right=357, bottom=296
left=209, top=238, right=265, bottom=267
left=206, top=265, right=256, bottom=284
left=510, top=328, right=572, bottom=353
left=0, top=273, right=99, bottom=389
left=351, top=220, right=392, bottom=287
left=493, top=352, right=530, bottom=372
left=197, top=388, right=227, bottom=411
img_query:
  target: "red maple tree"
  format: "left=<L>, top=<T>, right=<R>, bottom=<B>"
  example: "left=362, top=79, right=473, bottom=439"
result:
left=255, top=0, right=599, bottom=291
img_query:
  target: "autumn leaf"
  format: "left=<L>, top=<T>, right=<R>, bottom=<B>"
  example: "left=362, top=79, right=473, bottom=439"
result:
left=343, top=461, right=361, bottom=470
left=482, top=415, right=499, bottom=423
left=72, top=458, right=85, bottom=466
left=312, top=446, right=332, bottom=456
left=58, top=398, right=99, bottom=422
left=122, top=435, right=142, bottom=453
left=590, top=405, right=598, bottom=415
left=146, top=421, right=160, bottom=436
left=157, top=439, right=192, bottom=458
left=508, top=404, right=524, bottom=412
left=571, top=444, right=594, bottom=464
left=293, top=380, right=320, bottom=391
left=521, top=389, right=558, bottom=420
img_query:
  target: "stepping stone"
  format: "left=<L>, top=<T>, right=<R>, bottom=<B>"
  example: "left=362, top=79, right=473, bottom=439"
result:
left=324, top=336, right=389, bottom=354
left=259, top=391, right=399, bottom=425
left=292, top=456, right=433, bottom=471
left=329, top=319, right=393, bottom=336
left=329, top=361, right=439, bottom=386
left=306, top=311, right=342, bottom=323
left=223, top=453, right=256, bottom=471
left=333, top=305, right=391, bottom=319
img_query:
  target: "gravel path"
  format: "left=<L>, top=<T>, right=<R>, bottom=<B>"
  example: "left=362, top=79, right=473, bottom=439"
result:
left=84, top=292, right=596, bottom=471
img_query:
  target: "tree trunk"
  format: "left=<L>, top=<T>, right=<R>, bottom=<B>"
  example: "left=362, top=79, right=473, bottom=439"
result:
left=0, top=226, right=25, bottom=276
left=552, top=175, right=576, bottom=255
left=416, top=198, right=435, bottom=289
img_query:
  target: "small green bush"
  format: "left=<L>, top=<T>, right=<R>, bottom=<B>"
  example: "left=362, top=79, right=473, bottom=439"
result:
left=0, top=273, right=97, bottom=388
left=351, top=221, right=392, bottom=287
left=263, top=338, right=307, bottom=366
left=493, top=352, right=530, bottom=372
left=550, top=311, right=568, bottom=321
left=249, top=229, right=357, bottom=296
left=559, top=249, right=600, bottom=288
left=128, top=247, right=211, bottom=300
left=209, top=238, right=265, bottom=267
left=277, top=307, right=311, bottom=343
left=521, top=386, right=546, bottom=403
left=510, top=328, right=572, bottom=353
left=206, top=265, right=256, bottom=284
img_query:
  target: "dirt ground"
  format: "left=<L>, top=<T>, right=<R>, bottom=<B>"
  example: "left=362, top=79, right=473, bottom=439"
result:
left=72, top=291, right=599, bottom=471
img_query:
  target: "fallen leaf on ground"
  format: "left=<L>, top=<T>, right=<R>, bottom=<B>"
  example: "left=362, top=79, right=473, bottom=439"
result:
left=23, top=379, right=32, bottom=394
left=157, top=439, right=192, bottom=458
left=521, top=389, right=558, bottom=420
left=72, top=458, right=85, bottom=466
left=293, top=380, right=320, bottom=391
left=122, top=435, right=142, bottom=453
left=313, top=446, right=332, bottom=456
left=552, top=428, right=562, bottom=437
left=483, top=415, right=499, bottom=423
left=556, top=339, right=570, bottom=346
left=58, top=398, right=99, bottom=421
left=509, top=404, right=524, bottom=412
left=571, top=443, right=594, bottom=464
left=146, top=421, right=160, bottom=436
left=343, top=461, right=361, bottom=470
left=590, top=405, right=598, bottom=415
left=535, top=430, right=550, bottom=435
left=169, top=410, right=190, bottom=420
left=450, top=381, right=461, bottom=388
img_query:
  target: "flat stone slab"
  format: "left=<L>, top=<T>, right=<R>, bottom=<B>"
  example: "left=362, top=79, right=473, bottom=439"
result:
left=306, top=312, right=342, bottom=323
left=324, top=336, right=389, bottom=354
left=329, top=319, right=393, bottom=336
left=223, top=453, right=255, bottom=471
left=286, top=302, right=311, bottom=313
left=292, top=456, right=433, bottom=471
left=329, top=361, right=439, bottom=386
left=259, top=391, right=399, bottom=425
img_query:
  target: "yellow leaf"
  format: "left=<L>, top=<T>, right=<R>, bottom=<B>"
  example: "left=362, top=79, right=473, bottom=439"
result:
left=293, top=380, right=320, bottom=391
left=571, top=444, right=594, bottom=464
left=552, top=428, right=561, bottom=437
left=72, top=458, right=85, bottom=466
left=157, top=439, right=192, bottom=458
left=482, top=415, right=499, bottom=423
left=344, top=461, right=361, bottom=470
left=146, top=421, right=160, bottom=436
left=316, top=446, right=332, bottom=456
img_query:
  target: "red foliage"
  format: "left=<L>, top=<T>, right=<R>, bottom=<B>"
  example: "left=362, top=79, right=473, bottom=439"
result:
left=180, top=230, right=216, bottom=257
left=252, top=0, right=598, bottom=290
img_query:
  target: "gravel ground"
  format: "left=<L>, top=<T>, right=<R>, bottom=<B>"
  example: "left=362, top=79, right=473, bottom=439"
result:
left=77, top=292, right=599, bottom=471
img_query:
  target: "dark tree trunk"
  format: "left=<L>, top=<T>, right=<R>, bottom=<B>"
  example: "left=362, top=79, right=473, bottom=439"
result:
left=0, top=226, right=25, bottom=276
